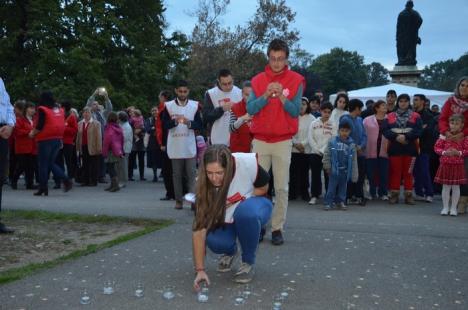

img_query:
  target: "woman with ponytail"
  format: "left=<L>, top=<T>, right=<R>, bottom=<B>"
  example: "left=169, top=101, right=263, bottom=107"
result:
left=192, top=145, right=272, bottom=290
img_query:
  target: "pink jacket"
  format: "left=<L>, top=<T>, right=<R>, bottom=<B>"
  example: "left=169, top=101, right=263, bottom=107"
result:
left=363, top=115, right=389, bottom=159
left=103, top=123, right=124, bottom=158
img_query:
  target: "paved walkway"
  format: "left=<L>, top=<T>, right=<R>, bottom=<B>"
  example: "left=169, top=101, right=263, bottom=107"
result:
left=1, top=177, right=468, bottom=309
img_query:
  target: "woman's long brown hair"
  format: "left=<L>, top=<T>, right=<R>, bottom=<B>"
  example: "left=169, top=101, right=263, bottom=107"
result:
left=192, top=145, right=234, bottom=232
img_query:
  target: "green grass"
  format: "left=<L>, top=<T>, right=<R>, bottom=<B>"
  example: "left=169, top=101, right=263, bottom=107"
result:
left=0, top=209, right=173, bottom=285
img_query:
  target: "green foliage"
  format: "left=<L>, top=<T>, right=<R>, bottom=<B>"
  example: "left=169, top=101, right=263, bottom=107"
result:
left=419, top=53, right=468, bottom=91
left=366, top=62, right=389, bottom=87
left=0, top=0, right=190, bottom=114
left=187, top=0, right=299, bottom=99
left=309, top=48, right=369, bottom=96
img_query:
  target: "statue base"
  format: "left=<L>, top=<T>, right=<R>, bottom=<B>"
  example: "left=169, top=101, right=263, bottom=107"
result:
left=389, top=65, right=422, bottom=87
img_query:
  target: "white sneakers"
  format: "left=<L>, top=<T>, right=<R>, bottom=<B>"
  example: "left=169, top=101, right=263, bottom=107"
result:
left=441, top=205, right=458, bottom=216
left=308, top=197, right=317, bottom=205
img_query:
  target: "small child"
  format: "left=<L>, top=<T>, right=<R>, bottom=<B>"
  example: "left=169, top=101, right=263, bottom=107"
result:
left=129, top=109, right=144, bottom=143
left=322, top=122, right=358, bottom=210
left=434, top=114, right=468, bottom=216
left=196, top=135, right=207, bottom=165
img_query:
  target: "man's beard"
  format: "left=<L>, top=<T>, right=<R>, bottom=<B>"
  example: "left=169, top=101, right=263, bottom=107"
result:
left=177, top=96, right=187, bottom=102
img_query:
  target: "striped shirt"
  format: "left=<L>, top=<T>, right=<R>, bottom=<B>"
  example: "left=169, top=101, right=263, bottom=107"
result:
left=0, top=78, right=15, bottom=126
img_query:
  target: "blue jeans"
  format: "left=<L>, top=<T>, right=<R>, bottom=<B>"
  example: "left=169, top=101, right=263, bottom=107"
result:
left=325, top=171, right=348, bottom=205
left=366, top=157, right=389, bottom=197
left=413, top=153, right=434, bottom=197
left=206, top=197, right=272, bottom=265
left=37, top=139, right=68, bottom=189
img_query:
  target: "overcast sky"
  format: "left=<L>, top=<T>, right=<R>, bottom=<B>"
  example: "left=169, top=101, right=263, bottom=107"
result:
left=164, top=0, right=468, bottom=69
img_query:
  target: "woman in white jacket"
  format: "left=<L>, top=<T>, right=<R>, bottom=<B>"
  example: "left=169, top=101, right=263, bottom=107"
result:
left=307, top=102, right=336, bottom=204
left=117, top=111, right=133, bottom=188
left=330, top=93, right=349, bottom=130
left=289, top=99, right=315, bottom=201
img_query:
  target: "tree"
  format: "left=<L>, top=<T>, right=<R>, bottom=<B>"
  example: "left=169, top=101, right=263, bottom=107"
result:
left=419, top=53, right=468, bottom=91
left=308, top=48, right=368, bottom=96
left=366, top=62, right=389, bottom=87
left=187, top=0, right=300, bottom=97
left=0, top=0, right=190, bottom=113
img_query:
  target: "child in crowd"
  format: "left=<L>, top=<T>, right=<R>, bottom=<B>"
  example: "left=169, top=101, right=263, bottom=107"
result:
left=129, top=109, right=144, bottom=142
left=322, top=122, right=358, bottom=211
left=307, top=101, right=335, bottom=204
left=196, top=135, right=207, bottom=165
left=434, top=114, right=468, bottom=216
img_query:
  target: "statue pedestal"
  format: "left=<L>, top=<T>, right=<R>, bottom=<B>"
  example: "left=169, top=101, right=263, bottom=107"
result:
left=389, top=65, right=422, bottom=87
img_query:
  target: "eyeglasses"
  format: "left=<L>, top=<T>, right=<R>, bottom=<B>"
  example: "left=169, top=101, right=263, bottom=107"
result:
left=269, top=56, right=286, bottom=63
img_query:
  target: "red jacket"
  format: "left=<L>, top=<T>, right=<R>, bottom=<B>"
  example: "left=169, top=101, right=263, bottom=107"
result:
left=230, top=99, right=252, bottom=153
left=63, top=113, right=78, bottom=145
left=156, top=103, right=165, bottom=146
left=14, top=116, right=36, bottom=154
left=34, top=106, right=65, bottom=142
left=439, top=96, right=468, bottom=136
left=250, top=65, right=305, bottom=143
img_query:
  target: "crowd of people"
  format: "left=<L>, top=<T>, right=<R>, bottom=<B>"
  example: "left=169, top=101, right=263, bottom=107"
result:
left=1, top=39, right=468, bottom=287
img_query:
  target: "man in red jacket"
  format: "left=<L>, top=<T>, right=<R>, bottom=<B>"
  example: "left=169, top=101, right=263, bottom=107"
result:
left=247, top=39, right=305, bottom=245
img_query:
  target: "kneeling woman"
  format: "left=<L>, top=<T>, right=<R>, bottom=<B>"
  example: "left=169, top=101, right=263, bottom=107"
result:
left=192, top=145, right=272, bottom=289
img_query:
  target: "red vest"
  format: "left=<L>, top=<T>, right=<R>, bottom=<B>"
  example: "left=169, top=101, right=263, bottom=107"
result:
left=14, top=116, right=35, bottom=154
left=250, top=65, right=305, bottom=142
left=35, top=106, right=65, bottom=142
left=229, top=99, right=252, bottom=153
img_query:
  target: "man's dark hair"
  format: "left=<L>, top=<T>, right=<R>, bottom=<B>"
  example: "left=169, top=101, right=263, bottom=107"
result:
left=39, top=91, right=55, bottom=107
left=406, top=0, right=414, bottom=9
left=218, top=69, right=232, bottom=80
left=320, top=101, right=333, bottom=111
left=61, top=100, right=72, bottom=112
left=414, top=94, right=427, bottom=102
left=339, top=121, right=351, bottom=130
left=365, top=99, right=375, bottom=107
left=348, top=99, right=364, bottom=112
left=386, top=89, right=397, bottom=97
left=267, top=39, right=289, bottom=58
left=175, top=80, right=189, bottom=88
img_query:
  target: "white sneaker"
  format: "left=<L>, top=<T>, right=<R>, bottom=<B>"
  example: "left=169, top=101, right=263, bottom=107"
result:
left=441, top=207, right=449, bottom=215
left=425, top=196, right=433, bottom=203
left=414, top=195, right=426, bottom=201
left=450, top=206, right=458, bottom=217
left=381, top=195, right=389, bottom=201
left=308, top=197, right=317, bottom=205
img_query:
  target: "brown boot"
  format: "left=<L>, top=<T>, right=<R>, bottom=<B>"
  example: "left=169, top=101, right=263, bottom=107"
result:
left=109, top=177, right=120, bottom=192
left=404, top=191, right=415, bottom=205
left=458, top=196, right=467, bottom=214
left=389, top=191, right=399, bottom=204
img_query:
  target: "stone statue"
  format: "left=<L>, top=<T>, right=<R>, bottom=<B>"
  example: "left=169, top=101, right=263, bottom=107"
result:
left=396, top=0, right=423, bottom=66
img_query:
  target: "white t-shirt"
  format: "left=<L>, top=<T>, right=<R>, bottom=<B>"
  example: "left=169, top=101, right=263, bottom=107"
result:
left=224, top=152, right=258, bottom=223
left=165, top=99, right=198, bottom=159
left=207, top=86, right=242, bottom=146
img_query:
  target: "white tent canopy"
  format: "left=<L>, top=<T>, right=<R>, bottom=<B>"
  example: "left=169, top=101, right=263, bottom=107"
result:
left=329, top=83, right=452, bottom=108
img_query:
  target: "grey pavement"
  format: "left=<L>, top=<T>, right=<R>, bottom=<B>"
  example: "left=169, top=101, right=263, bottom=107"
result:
left=1, top=175, right=468, bottom=310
